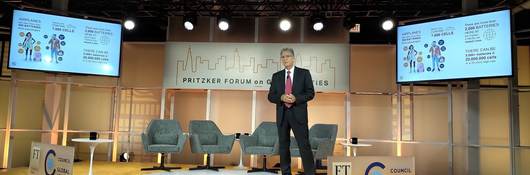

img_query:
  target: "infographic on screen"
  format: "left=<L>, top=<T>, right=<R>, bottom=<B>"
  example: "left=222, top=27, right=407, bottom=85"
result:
left=9, top=10, right=122, bottom=76
left=397, top=10, right=511, bottom=83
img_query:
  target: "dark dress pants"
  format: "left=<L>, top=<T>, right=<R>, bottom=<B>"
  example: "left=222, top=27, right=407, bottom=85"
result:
left=278, top=107, right=315, bottom=175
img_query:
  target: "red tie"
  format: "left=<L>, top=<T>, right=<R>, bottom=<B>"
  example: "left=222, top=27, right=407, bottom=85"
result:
left=285, top=71, right=292, bottom=108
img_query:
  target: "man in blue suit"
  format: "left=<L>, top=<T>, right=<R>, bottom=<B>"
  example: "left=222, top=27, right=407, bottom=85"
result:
left=268, top=48, right=315, bottom=175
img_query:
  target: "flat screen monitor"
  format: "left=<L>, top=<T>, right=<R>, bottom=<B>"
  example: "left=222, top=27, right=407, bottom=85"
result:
left=396, top=9, right=512, bottom=83
left=8, top=9, right=122, bottom=77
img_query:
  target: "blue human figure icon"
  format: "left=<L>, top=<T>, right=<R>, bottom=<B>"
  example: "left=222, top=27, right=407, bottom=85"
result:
left=429, top=41, right=441, bottom=72
left=48, top=34, right=61, bottom=63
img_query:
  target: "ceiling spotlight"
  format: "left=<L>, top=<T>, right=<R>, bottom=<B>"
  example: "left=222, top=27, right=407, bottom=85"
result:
left=313, top=22, right=323, bottom=31
left=184, top=21, right=194, bottom=30
left=183, top=15, right=196, bottom=31
left=217, top=17, right=230, bottom=31
left=310, top=16, right=325, bottom=31
left=381, top=18, right=395, bottom=31
left=124, top=19, right=135, bottom=30
left=279, top=18, right=292, bottom=31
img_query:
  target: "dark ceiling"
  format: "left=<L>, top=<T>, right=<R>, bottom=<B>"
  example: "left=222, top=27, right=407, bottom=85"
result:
left=1, top=0, right=529, bottom=44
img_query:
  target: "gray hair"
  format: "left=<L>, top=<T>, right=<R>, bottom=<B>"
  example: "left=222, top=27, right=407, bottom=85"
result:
left=280, top=48, right=295, bottom=57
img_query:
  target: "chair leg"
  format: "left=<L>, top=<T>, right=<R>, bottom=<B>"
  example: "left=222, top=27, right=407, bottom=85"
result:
left=189, top=154, right=225, bottom=171
left=248, top=155, right=279, bottom=174
left=141, top=153, right=181, bottom=171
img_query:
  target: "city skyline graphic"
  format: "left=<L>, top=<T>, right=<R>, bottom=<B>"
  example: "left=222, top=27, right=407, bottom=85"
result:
left=164, top=42, right=349, bottom=92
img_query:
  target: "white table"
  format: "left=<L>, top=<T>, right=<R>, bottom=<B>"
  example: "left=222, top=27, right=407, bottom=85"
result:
left=72, top=138, right=113, bottom=175
left=340, top=142, right=372, bottom=157
left=234, top=138, right=246, bottom=169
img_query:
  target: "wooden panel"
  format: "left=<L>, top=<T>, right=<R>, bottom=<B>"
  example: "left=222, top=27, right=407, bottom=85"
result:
left=120, top=43, right=165, bottom=87
left=350, top=45, right=396, bottom=92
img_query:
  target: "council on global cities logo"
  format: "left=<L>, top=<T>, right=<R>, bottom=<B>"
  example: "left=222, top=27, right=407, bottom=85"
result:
left=365, top=162, right=386, bottom=175
left=45, top=149, right=56, bottom=175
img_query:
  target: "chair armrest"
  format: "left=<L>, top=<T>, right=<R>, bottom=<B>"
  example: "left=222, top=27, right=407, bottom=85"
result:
left=314, top=138, right=335, bottom=158
left=219, top=134, right=236, bottom=151
left=272, top=137, right=280, bottom=154
left=141, top=133, right=150, bottom=152
left=176, top=133, right=188, bottom=153
left=189, top=134, right=202, bottom=153
left=239, top=135, right=258, bottom=152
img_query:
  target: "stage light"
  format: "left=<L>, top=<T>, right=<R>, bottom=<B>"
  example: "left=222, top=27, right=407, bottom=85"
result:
left=183, top=15, right=196, bottom=31
left=381, top=18, right=394, bottom=31
left=217, top=17, right=230, bottom=31
left=184, top=21, right=194, bottom=30
left=119, top=152, right=130, bottom=162
left=124, top=19, right=135, bottom=30
left=279, top=18, right=291, bottom=31
left=310, top=16, right=325, bottom=31
left=313, top=21, right=323, bottom=31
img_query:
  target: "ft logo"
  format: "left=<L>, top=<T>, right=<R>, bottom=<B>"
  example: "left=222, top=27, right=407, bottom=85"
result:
left=31, top=146, right=40, bottom=160
left=332, top=162, right=352, bottom=175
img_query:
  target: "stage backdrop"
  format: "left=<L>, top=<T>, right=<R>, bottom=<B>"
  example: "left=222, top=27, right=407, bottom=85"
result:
left=163, top=42, right=349, bottom=92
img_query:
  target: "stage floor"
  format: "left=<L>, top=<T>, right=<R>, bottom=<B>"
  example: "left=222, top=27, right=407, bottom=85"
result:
left=0, top=161, right=313, bottom=175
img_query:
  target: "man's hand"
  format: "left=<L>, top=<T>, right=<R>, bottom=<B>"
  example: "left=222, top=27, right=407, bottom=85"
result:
left=286, top=94, right=296, bottom=103
left=281, top=94, right=296, bottom=104
left=281, top=94, right=289, bottom=103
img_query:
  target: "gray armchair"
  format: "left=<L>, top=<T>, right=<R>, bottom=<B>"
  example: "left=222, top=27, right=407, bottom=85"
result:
left=189, top=120, right=236, bottom=171
left=141, top=119, right=187, bottom=171
left=240, top=121, right=279, bottom=173
left=290, top=124, right=338, bottom=171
